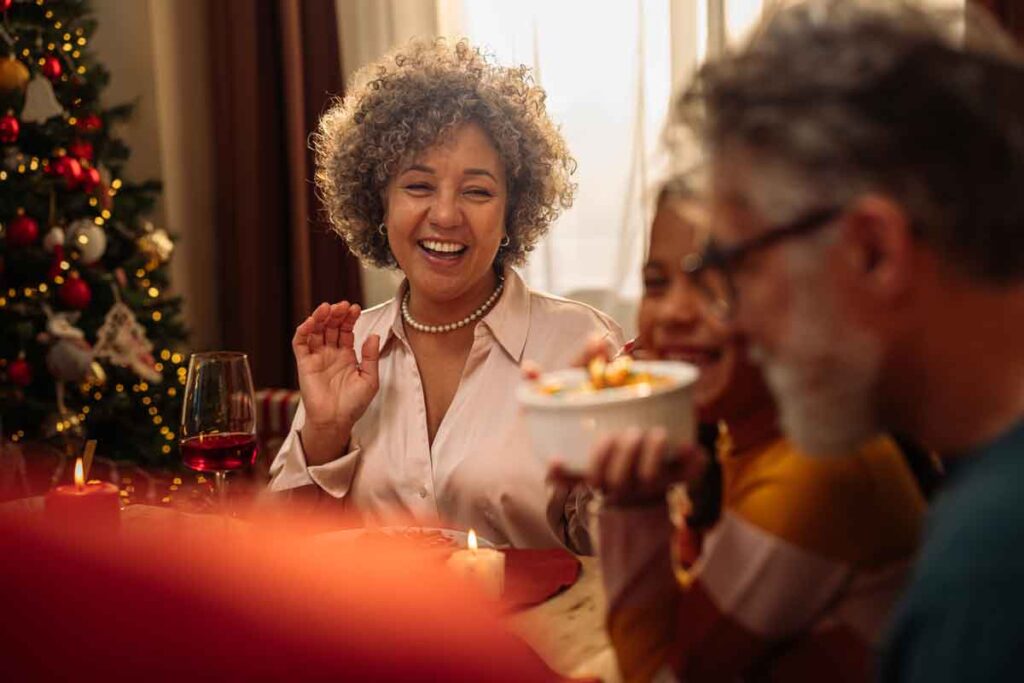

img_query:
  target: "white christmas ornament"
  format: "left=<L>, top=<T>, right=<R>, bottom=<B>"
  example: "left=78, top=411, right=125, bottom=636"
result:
left=37, top=309, right=104, bottom=384
left=67, top=218, right=107, bottom=264
left=42, top=225, right=65, bottom=252
left=93, top=301, right=162, bottom=383
left=21, top=73, right=63, bottom=123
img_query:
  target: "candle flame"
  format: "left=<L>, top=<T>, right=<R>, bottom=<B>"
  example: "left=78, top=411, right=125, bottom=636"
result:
left=467, top=529, right=478, bottom=551
left=74, top=457, right=85, bottom=490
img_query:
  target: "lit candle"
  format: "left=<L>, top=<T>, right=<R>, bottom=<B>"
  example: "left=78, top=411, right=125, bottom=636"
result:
left=445, top=529, right=505, bottom=600
left=44, top=457, right=120, bottom=533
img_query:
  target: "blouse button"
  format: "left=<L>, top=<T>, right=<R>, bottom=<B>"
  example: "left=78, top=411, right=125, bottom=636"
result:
left=418, top=486, right=429, bottom=499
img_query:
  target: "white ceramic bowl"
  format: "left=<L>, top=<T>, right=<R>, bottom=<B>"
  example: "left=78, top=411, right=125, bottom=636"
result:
left=517, top=360, right=699, bottom=474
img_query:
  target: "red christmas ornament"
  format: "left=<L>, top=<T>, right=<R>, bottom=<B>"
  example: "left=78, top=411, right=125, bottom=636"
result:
left=76, top=113, right=103, bottom=134
left=0, top=112, right=18, bottom=144
left=0, top=0, right=11, bottom=12
left=7, top=357, right=31, bottom=387
left=42, top=55, right=62, bottom=81
left=49, top=154, right=83, bottom=189
left=68, top=138, right=94, bottom=162
left=79, top=165, right=101, bottom=193
left=59, top=275, right=91, bottom=310
left=6, top=214, right=39, bottom=247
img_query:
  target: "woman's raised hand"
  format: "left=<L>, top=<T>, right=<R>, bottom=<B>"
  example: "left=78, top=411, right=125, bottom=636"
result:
left=292, top=302, right=380, bottom=464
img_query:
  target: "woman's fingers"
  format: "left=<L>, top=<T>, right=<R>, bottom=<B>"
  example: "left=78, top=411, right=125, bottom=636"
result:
left=293, top=304, right=328, bottom=357
left=359, top=333, right=381, bottom=387
left=306, top=302, right=331, bottom=352
left=586, top=435, right=617, bottom=491
left=547, top=461, right=585, bottom=489
left=339, top=303, right=362, bottom=350
left=604, top=428, right=645, bottom=494
left=324, top=301, right=351, bottom=347
left=585, top=427, right=689, bottom=503
left=638, top=427, right=670, bottom=486
left=292, top=316, right=315, bottom=359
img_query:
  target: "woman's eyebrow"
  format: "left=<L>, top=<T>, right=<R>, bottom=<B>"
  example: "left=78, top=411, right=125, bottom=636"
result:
left=464, top=168, right=498, bottom=181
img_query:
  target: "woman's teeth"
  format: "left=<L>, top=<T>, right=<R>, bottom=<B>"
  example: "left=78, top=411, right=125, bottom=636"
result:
left=420, top=240, right=467, bottom=255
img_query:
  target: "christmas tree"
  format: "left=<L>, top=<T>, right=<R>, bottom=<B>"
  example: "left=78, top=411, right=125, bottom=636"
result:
left=0, top=0, right=188, bottom=464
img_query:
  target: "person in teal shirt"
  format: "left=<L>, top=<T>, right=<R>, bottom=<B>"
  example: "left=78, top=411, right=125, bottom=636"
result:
left=882, top=422, right=1024, bottom=681
left=665, top=1, right=1024, bottom=679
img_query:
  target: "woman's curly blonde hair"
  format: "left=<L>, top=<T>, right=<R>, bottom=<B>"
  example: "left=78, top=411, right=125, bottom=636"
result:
left=313, top=38, right=577, bottom=268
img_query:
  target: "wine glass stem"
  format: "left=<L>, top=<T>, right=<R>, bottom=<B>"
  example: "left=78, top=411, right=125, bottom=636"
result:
left=214, top=470, right=228, bottom=510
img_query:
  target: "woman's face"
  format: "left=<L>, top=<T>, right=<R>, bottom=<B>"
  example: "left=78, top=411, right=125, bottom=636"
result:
left=383, top=122, right=508, bottom=303
left=638, top=197, right=773, bottom=422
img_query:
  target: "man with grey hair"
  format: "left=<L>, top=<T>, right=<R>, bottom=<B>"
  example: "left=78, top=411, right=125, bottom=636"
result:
left=677, top=0, right=1024, bottom=679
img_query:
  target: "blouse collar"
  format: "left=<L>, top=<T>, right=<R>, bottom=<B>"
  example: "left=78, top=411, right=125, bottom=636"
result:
left=362, top=266, right=532, bottom=363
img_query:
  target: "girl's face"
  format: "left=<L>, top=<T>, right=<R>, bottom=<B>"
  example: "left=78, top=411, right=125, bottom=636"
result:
left=637, top=197, right=774, bottom=423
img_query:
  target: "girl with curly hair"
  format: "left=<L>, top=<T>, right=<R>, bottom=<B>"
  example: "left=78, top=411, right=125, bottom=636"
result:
left=268, top=39, right=622, bottom=551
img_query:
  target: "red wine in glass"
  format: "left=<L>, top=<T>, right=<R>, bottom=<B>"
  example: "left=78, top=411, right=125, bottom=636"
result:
left=180, top=352, right=257, bottom=510
left=181, top=433, right=258, bottom=473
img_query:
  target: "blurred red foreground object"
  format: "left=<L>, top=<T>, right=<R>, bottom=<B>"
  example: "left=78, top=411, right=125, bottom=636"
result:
left=0, top=512, right=564, bottom=681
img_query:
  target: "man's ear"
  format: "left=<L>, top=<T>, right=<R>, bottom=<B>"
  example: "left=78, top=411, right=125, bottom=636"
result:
left=837, top=194, right=915, bottom=302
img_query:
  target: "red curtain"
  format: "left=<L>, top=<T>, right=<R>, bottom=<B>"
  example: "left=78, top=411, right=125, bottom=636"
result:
left=972, top=0, right=1024, bottom=43
left=207, top=0, right=363, bottom=389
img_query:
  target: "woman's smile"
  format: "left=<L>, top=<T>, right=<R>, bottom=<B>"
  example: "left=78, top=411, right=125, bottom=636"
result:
left=417, top=238, right=470, bottom=267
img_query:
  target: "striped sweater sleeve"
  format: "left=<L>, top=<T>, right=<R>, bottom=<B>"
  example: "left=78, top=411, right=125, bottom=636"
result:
left=599, top=504, right=872, bottom=682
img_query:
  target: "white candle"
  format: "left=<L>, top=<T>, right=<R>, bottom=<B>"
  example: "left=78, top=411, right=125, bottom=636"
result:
left=446, top=529, right=505, bottom=600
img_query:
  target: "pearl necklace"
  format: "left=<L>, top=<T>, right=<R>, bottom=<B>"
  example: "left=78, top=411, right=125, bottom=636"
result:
left=401, top=276, right=505, bottom=334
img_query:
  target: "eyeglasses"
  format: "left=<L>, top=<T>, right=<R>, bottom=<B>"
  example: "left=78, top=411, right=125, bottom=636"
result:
left=682, top=207, right=842, bottom=319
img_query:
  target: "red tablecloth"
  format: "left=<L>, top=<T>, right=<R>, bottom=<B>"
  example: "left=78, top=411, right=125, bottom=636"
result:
left=502, top=547, right=582, bottom=612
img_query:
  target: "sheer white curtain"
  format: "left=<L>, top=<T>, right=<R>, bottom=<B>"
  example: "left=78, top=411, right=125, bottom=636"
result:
left=456, top=0, right=768, bottom=335
left=337, top=0, right=769, bottom=327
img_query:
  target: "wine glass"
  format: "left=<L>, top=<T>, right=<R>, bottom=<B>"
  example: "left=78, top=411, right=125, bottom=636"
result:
left=180, top=352, right=257, bottom=510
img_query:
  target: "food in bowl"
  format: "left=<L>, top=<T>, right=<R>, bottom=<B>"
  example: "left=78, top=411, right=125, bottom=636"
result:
left=519, top=359, right=699, bottom=474
left=538, top=356, right=673, bottom=397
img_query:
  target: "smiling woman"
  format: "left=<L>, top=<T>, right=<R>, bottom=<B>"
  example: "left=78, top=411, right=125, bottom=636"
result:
left=266, top=39, right=623, bottom=552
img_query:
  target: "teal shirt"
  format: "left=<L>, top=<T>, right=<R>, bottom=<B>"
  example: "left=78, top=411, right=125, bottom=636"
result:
left=881, top=421, right=1024, bottom=682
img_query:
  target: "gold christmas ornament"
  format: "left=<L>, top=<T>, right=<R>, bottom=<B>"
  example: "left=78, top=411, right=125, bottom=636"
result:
left=137, top=227, right=173, bottom=267
left=0, top=56, right=30, bottom=94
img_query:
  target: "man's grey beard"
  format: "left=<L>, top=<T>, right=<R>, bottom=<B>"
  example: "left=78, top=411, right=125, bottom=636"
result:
left=748, top=246, right=883, bottom=457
